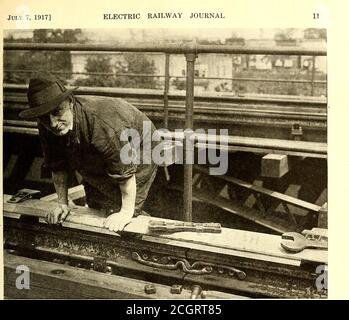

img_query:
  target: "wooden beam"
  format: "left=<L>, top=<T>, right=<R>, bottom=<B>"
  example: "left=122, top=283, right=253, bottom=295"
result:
left=195, top=166, right=321, bottom=213
left=41, top=185, right=86, bottom=202
left=3, top=195, right=328, bottom=265
left=261, top=154, right=289, bottom=178
left=4, top=252, right=244, bottom=299
left=193, top=189, right=289, bottom=234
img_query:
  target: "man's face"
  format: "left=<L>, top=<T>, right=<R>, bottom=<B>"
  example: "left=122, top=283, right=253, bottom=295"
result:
left=38, top=99, right=73, bottom=136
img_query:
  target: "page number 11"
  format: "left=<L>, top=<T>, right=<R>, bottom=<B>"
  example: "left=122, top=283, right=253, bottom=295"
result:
left=313, top=13, right=319, bottom=19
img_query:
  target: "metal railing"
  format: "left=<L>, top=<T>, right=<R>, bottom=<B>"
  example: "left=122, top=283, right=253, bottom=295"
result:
left=3, top=42, right=327, bottom=55
left=3, top=42, right=327, bottom=222
left=4, top=44, right=327, bottom=98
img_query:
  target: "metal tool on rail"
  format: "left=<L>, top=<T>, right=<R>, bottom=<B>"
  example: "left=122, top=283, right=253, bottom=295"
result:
left=7, top=189, right=41, bottom=203
left=281, top=228, right=328, bottom=253
left=148, top=220, right=222, bottom=233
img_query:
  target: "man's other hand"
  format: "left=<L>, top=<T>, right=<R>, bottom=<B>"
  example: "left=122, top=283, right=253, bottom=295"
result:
left=104, top=211, right=132, bottom=232
left=46, top=203, right=70, bottom=224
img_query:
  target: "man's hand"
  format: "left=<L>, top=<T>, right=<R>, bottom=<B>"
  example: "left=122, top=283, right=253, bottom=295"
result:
left=46, top=203, right=70, bottom=224
left=104, top=211, right=133, bottom=232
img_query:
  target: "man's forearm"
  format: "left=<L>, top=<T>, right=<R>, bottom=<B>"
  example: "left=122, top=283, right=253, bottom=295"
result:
left=51, top=170, right=69, bottom=205
left=119, top=174, right=136, bottom=216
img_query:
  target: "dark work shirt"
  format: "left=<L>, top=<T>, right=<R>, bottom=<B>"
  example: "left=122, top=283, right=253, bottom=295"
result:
left=39, top=95, right=158, bottom=190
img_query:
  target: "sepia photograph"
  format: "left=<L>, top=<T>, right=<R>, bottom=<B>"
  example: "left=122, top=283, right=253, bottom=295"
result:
left=1, top=27, right=329, bottom=300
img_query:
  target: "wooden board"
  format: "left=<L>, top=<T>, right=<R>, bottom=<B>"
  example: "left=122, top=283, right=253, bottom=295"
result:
left=4, top=252, right=246, bottom=299
left=40, top=185, right=86, bottom=202
left=261, top=154, right=289, bottom=178
left=195, top=166, right=321, bottom=213
left=192, top=189, right=290, bottom=234
left=3, top=196, right=327, bottom=265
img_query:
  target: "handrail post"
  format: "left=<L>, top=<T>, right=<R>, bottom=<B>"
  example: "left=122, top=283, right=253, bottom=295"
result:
left=183, top=52, right=197, bottom=222
left=162, top=53, right=171, bottom=182
left=164, top=53, right=170, bottom=128
left=231, top=55, right=234, bottom=92
left=311, top=56, right=316, bottom=96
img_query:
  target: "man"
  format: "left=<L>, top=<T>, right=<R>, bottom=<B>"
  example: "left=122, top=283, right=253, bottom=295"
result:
left=19, top=75, right=158, bottom=232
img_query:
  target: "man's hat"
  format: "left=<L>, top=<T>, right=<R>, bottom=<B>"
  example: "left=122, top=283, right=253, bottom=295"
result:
left=19, top=75, right=77, bottom=119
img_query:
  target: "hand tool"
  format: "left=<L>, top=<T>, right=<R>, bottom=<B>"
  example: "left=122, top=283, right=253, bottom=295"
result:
left=7, top=189, right=41, bottom=203
left=148, top=220, right=222, bottom=233
left=281, top=231, right=328, bottom=253
left=302, top=228, right=328, bottom=241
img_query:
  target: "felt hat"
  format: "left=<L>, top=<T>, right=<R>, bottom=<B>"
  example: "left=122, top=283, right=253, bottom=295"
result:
left=19, top=75, right=77, bottom=119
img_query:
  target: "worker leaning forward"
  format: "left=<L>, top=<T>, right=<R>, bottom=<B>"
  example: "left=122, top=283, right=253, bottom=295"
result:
left=19, top=74, right=159, bottom=232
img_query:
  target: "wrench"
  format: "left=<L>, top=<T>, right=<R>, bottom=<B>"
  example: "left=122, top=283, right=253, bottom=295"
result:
left=281, top=232, right=328, bottom=253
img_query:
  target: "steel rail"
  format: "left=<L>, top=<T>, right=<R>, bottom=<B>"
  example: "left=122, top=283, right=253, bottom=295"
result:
left=4, top=69, right=164, bottom=78
left=3, top=84, right=327, bottom=106
left=3, top=69, right=327, bottom=85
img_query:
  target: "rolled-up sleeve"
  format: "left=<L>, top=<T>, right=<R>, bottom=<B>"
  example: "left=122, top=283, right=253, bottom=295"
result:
left=91, top=119, right=137, bottom=183
left=38, top=124, right=68, bottom=172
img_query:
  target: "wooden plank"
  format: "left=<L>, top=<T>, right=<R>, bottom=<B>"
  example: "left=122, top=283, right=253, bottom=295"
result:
left=195, top=166, right=321, bottom=213
left=192, top=190, right=290, bottom=234
left=4, top=199, right=114, bottom=235
left=41, top=185, right=86, bottom=202
left=261, top=154, right=289, bottom=178
left=142, top=235, right=301, bottom=266
left=5, top=252, right=244, bottom=299
left=3, top=196, right=327, bottom=265
left=181, top=273, right=307, bottom=298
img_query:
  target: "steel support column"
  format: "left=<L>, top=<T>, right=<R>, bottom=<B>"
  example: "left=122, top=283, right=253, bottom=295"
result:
left=311, top=56, right=316, bottom=96
left=163, top=53, right=170, bottom=128
left=183, top=53, right=197, bottom=221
